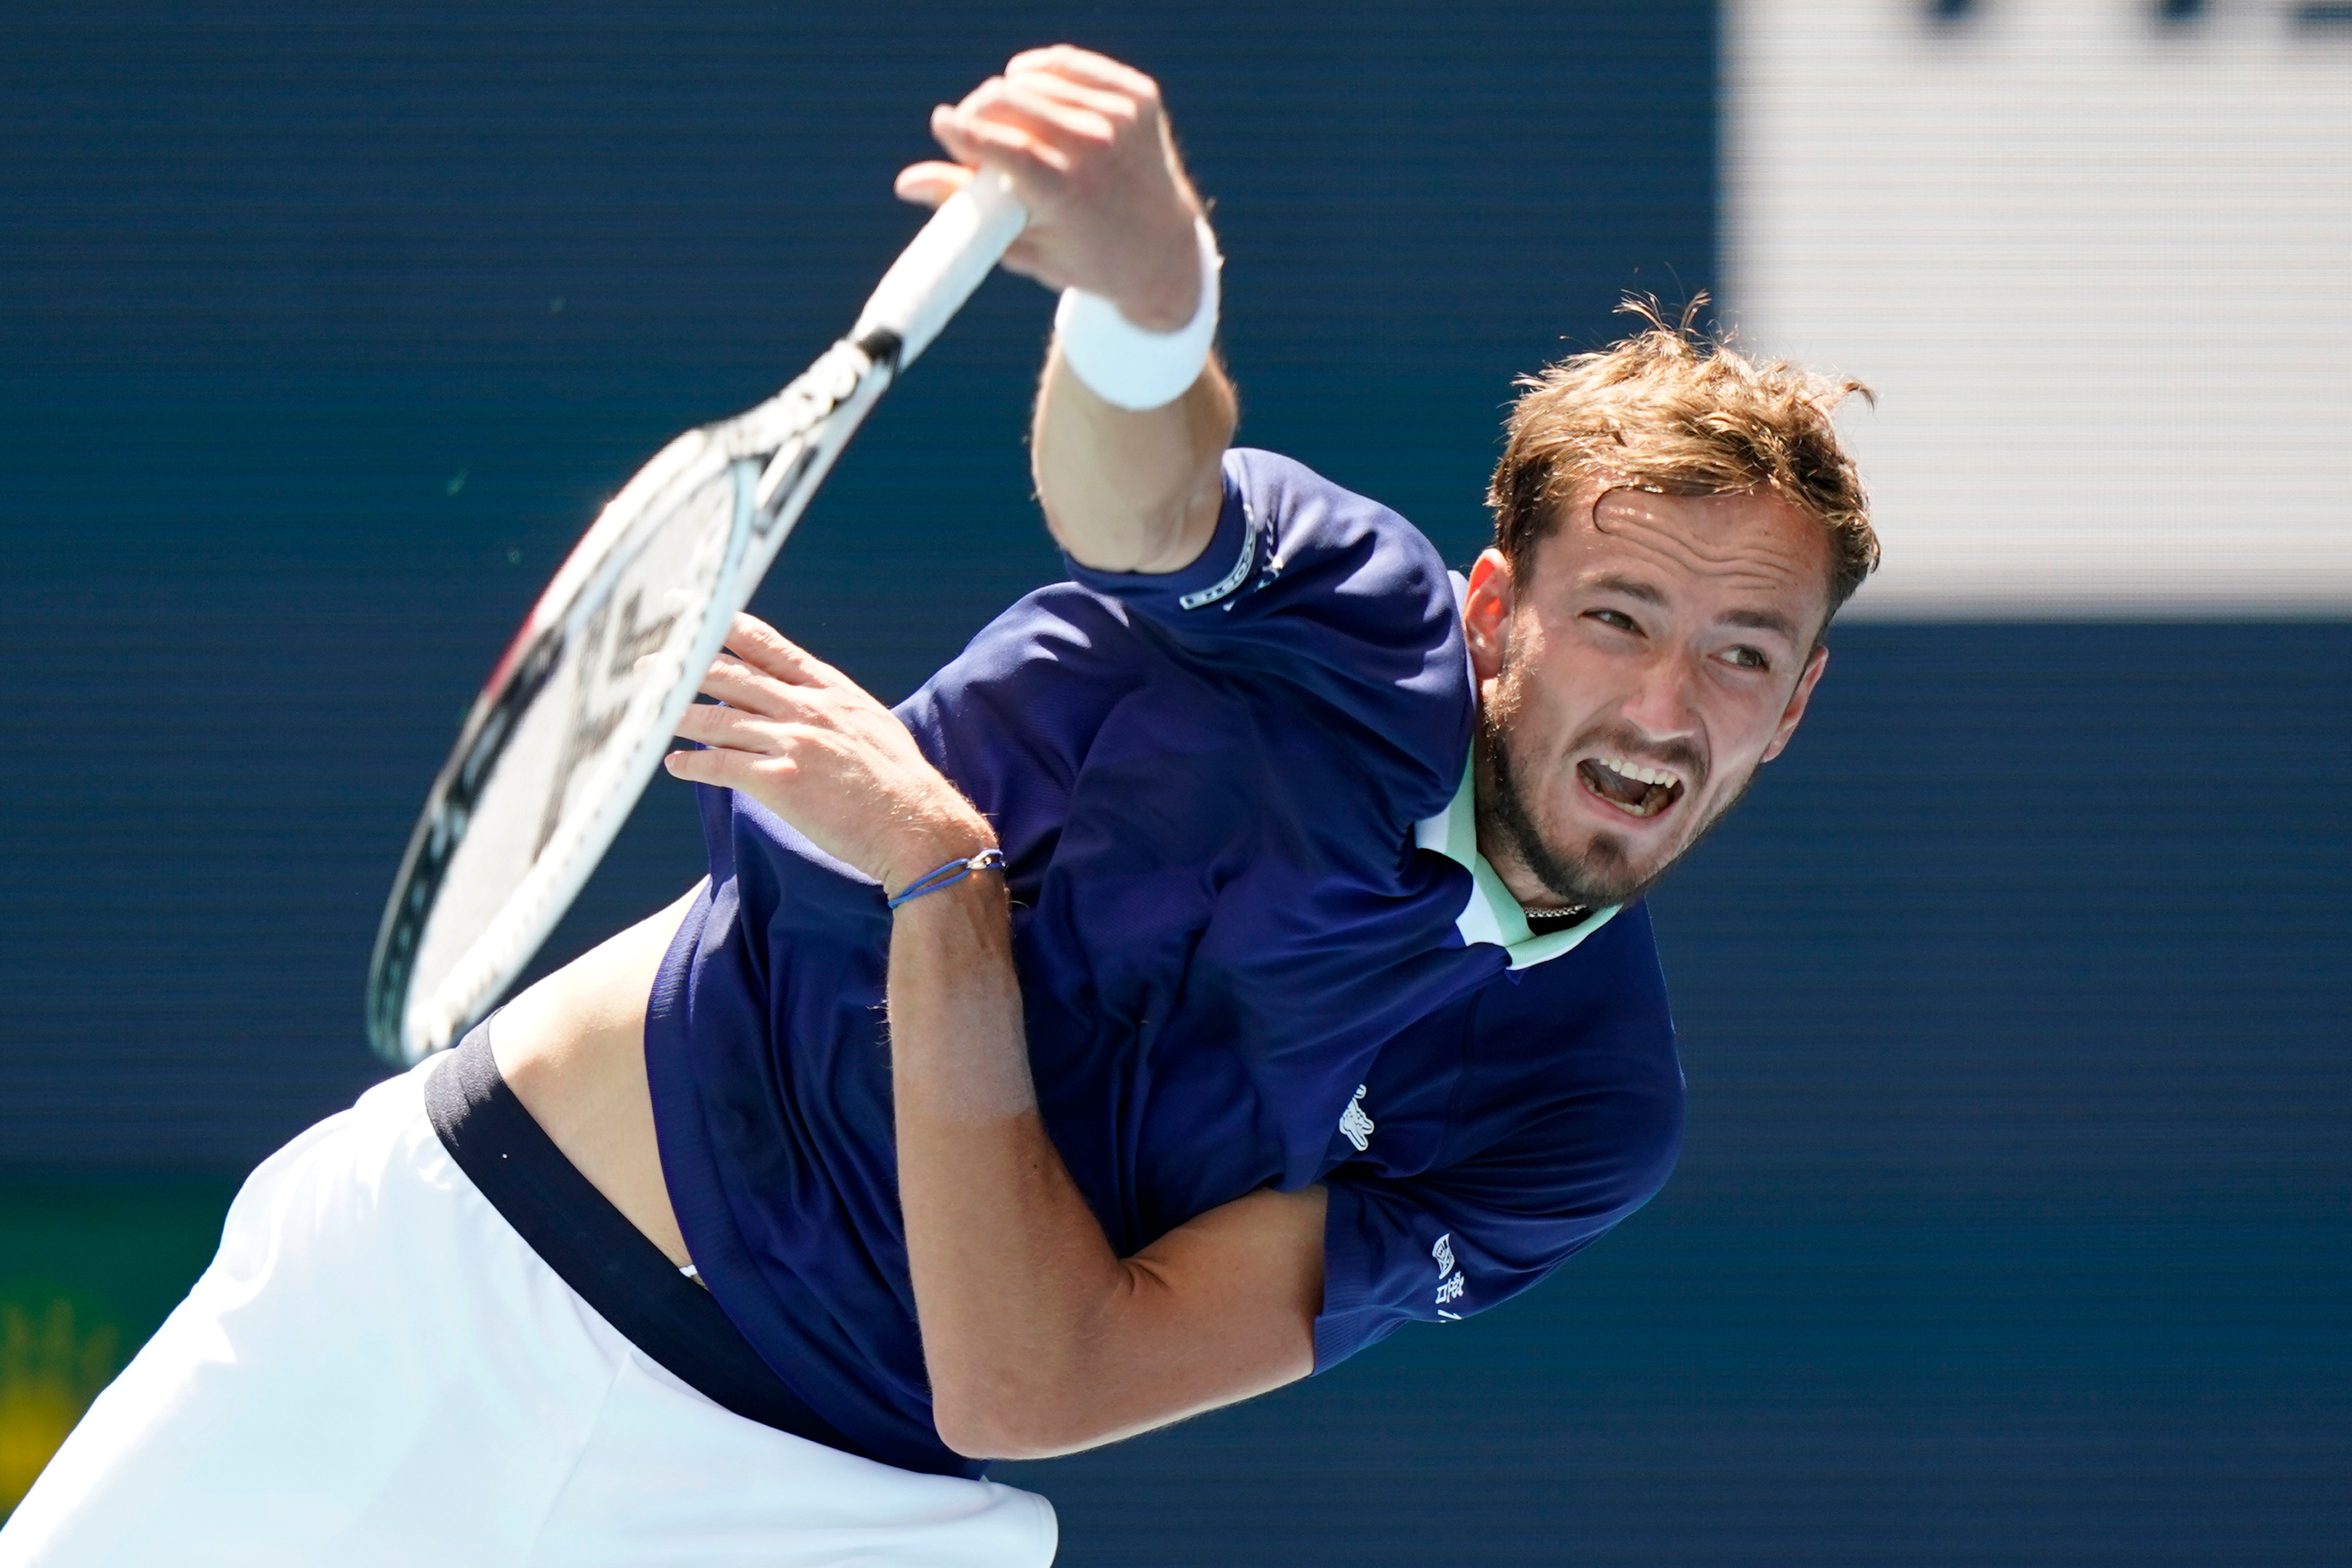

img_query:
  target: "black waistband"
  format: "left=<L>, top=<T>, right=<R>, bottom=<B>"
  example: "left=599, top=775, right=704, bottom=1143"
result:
left=423, top=1023, right=870, bottom=1465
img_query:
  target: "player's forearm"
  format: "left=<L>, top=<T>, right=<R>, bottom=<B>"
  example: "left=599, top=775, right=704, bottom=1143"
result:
left=887, top=872, right=1288, bottom=1459
left=885, top=876, right=1124, bottom=1455
left=1031, top=345, right=1235, bottom=575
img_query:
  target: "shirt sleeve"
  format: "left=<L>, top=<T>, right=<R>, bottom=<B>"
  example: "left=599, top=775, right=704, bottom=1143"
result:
left=1059, top=447, right=1470, bottom=828
left=1313, top=1063, right=1685, bottom=1371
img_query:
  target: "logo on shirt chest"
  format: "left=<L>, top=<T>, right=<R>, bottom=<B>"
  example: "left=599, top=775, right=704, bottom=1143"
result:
left=1338, top=1084, right=1375, bottom=1151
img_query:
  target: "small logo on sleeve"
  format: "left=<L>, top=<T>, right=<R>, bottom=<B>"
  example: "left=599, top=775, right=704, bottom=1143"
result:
left=1338, top=1085, right=1375, bottom=1151
left=1177, top=504, right=1266, bottom=611
left=1433, top=1232, right=1465, bottom=1320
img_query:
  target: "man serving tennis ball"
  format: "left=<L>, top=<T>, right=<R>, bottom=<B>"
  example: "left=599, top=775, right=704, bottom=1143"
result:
left=4, top=44, right=1875, bottom=1568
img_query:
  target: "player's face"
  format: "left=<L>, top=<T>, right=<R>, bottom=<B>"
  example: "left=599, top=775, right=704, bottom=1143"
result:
left=1464, top=487, right=1833, bottom=909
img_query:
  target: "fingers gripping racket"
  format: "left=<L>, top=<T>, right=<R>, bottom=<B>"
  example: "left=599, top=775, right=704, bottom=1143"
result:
left=366, top=174, right=1026, bottom=1065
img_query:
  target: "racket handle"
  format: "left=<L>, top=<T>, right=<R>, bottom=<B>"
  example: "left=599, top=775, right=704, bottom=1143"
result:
left=851, top=168, right=1027, bottom=371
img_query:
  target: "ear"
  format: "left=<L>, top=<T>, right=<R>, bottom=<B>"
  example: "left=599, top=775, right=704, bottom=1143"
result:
left=1463, top=549, right=1516, bottom=683
left=1760, top=641, right=1830, bottom=765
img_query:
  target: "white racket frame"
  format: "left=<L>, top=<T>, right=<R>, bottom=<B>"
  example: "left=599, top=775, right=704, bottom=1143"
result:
left=367, top=173, right=1026, bottom=1064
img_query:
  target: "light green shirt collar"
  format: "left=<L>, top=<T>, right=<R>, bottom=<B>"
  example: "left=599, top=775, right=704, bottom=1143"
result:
left=1414, top=755, right=1620, bottom=970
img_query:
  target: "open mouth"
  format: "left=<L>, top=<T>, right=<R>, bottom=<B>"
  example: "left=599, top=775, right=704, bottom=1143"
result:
left=1577, top=756, right=1686, bottom=820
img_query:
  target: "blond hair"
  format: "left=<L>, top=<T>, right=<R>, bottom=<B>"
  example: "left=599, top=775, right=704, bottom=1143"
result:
left=1488, top=298, right=1878, bottom=618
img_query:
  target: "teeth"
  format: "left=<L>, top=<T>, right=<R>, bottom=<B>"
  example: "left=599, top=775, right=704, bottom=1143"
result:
left=1596, top=756, right=1680, bottom=789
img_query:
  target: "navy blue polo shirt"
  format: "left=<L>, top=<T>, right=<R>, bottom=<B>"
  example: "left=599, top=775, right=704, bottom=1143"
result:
left=645, top=449, right=1684, bottom=1478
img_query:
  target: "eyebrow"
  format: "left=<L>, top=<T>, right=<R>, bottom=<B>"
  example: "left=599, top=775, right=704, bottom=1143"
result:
left=1586, top=573, right=1668, bottom=607
left=1586, top=573, right=1801, bottom=641
left=1721, top=607, right=1801, bottom=641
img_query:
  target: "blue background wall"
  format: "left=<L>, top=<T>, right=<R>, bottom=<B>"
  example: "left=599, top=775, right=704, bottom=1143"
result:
left=2, top=2, right=2344, bottom=1561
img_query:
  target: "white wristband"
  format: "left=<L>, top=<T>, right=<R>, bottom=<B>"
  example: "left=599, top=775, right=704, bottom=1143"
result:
left=1052, top=216, right=1222, bottom=411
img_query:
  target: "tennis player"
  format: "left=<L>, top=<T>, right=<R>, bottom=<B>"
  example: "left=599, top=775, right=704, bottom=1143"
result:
left=1, top=44, right=1874, bottom=1568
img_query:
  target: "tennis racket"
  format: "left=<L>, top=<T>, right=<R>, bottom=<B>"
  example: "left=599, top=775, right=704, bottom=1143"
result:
left=365, top=171, right=1027, bottom=1066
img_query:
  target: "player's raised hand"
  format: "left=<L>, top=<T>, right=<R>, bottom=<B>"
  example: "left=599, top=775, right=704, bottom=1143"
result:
left=895, top=45, right=1206, bottom=332
left=664, top=614, right=995, bottom=896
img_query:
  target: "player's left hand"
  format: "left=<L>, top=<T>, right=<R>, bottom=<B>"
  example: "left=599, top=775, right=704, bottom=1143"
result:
left=663, top=613, right=996, bottom=896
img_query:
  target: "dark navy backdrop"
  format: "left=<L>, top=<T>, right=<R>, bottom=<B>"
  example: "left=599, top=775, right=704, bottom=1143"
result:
left=2, top=3, right=2344, bottom=1562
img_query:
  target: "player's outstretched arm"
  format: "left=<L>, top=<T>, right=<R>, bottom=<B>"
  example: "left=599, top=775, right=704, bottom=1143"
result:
left=896, top=46, right=1237, bottom=575
left=666, top=615, right=1326, bottom=1459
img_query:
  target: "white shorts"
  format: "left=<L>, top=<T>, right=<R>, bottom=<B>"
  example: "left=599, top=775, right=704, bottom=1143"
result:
left=0, top=1056, right=1056, bottom=1568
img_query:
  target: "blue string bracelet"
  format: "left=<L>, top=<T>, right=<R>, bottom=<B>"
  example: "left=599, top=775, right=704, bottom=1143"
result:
left=885, top=848, right=1007, bottom=910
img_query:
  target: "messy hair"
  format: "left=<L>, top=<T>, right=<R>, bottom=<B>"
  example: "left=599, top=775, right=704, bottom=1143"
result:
left=1488, top=297, right=1878, bottom=620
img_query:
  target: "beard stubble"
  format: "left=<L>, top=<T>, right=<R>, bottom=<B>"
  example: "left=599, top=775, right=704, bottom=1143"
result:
left=1478, top=655, right=1755, bottom=910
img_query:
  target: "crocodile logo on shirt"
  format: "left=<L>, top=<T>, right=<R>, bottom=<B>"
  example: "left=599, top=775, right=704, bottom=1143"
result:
left=1339, top=1085, right=1375, bottom=1151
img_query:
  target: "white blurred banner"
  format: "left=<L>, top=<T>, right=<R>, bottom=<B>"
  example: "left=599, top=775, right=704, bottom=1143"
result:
left=1724, top=0, right=2352, bottom=616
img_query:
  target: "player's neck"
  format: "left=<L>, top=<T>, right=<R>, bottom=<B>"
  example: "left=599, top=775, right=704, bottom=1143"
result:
left=1471, top=729, right=1573, bottom=912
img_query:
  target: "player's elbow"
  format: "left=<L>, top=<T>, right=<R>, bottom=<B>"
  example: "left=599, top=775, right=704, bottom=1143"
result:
left=931, top=1379, right=1100, bottom=1461
left=933, top=1410, right=1055, bottom=1462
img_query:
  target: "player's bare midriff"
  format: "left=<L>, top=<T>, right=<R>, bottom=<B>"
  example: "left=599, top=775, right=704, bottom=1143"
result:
left=488, top=885, right=704, bottom=1268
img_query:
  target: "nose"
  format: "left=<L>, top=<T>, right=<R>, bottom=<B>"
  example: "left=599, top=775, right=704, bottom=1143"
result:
left=1616, top=645, right=1702, bottom=747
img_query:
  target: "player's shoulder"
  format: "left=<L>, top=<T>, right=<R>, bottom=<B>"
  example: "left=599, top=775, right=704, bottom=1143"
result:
left=1222, top=446, right=1451, bottom=584
left=1040, top=442, right=1470, bottom=721
left=1451, top=902, right=1685, bottom=1198
left=1050, top=444, right=1456, bottom=637
left=1477, top=901, right=1680, bottom=1087
left=1504, top=898, right=1676, bottom=1030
